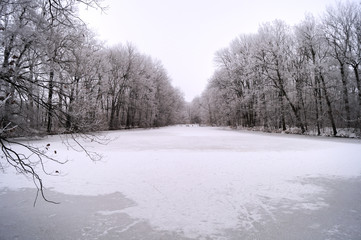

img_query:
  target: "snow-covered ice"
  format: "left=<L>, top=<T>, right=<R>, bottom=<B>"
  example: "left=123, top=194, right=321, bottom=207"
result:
left=1, top=126, right=361, bottom=239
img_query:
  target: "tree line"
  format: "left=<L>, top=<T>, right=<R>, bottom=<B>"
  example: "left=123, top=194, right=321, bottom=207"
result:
left=0, top=0, right=186, bottom=140
left=190, top=1, right=361, bottom=137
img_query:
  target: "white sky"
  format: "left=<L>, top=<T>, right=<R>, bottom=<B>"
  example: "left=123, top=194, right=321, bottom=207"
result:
left=79, top=0, right=336, bottom=102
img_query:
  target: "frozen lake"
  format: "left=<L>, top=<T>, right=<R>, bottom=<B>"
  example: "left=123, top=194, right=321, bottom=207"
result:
left=1, top=126, right=361, bottom=239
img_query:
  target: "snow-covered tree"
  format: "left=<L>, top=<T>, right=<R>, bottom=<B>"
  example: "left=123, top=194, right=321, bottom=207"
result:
left=196, top=1, right=360, bottom=136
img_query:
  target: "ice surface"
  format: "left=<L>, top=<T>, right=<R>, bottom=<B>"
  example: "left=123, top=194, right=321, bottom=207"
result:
left=1, top=126, right=361, bottom=239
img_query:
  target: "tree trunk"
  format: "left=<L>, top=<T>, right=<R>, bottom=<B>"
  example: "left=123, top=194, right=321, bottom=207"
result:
left=261, top=92, right=268, bottom=129
left=295, top=78, right=307, bottom=133
left=339, top=62, right=351, bottom=127
left=47, top=71, right=54, bottom=133
left=109, top=100, right=116, bottom=130
left=66, top=87, right=74, bottom=130
left=278, top=91, right=286, bottom=131
left=311, top=49, right=323, bottom=135
left=320, top=72, right=337, bottom=136
left=352, top=65, right=361, bottom=127
left=313, top=76, right=321, bottom=136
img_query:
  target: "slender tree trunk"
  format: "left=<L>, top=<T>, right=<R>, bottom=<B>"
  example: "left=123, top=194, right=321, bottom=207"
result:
left=311, top=50, right=323, bottom=135
left=352, top=65, right=361, bottom=127
left=208, top=103, right=213, bottom=125
left=295, top=79, right=307, bottom=133
left=301, top=97, right=308, bottom=131
left=339, top=62, right=351, bottom=127
left=115, top=102, right=121, bottom=128
left=66, top=87, right=74, bottom=130
left=318, top=81, right=324, bottom=129
left=58, top=82, right=64, bottom=128
left=313, top=76, right=321, bottom=136
left=126, top=106, right=132, bottom=128
left=47, top=71, right=54, bottom=133
left=261, top=91, right=268, bottom=129
left=109, top=100, right=116, bottom=130
left=278, top=91, right=286, bottom=131
left=28, top=69, right=35, bottom=129
left=320, top=72, right=337, bottom=136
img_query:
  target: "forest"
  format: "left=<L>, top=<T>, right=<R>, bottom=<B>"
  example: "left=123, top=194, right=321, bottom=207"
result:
left=1, top=1, right=361, bottom=141
left=189, top=1, right=361, bottom=137
left=0, top=0, right=186, bottom=141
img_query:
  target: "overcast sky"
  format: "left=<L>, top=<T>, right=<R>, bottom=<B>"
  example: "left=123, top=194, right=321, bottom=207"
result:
left=80, top=0, right=336, bottom=102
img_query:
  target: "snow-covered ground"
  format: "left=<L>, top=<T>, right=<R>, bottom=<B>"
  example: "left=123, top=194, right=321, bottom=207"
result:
left=1, top=126, right=361, bottom=239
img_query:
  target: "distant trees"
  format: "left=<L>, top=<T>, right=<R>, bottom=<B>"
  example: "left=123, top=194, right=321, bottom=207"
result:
left=100, top=44, right=186, bottom=130
left=195, top=1, right=361, bottom=136
left=0, top=0, right=186, bottom=203
left=186, top=97, right=202, bottom=124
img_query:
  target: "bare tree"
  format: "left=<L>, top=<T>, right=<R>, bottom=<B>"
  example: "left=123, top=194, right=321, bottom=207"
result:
left=0, top=0, right=104, bottom=204
left=323, top=1, right=355, bottom=128
left=195, top=1, right=360, bottom=137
